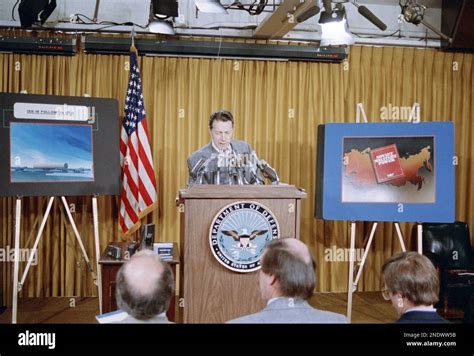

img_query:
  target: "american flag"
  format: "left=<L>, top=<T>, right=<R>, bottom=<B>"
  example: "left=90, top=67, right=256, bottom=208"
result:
left=119, top=51, right=157, bottom=235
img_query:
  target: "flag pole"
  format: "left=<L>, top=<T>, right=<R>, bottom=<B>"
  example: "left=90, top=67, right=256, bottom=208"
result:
left=120, top=23, right=157, bottom=236
left=130, top=25, right=138, bottom=55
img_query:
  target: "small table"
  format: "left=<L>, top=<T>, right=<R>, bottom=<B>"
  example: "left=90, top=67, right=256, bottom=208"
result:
left=99, top=241, right=180, bottom=322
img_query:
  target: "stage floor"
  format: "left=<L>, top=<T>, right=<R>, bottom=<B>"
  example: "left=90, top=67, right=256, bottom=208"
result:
left=0, top=292, right=405, bottom=324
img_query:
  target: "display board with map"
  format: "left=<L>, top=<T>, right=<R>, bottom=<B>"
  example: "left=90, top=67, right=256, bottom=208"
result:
left=315, top=122, right=455, bottom=222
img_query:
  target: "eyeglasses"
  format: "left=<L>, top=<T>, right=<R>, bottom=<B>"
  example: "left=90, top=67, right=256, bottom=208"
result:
left=381, top=286, right=391, bottom=301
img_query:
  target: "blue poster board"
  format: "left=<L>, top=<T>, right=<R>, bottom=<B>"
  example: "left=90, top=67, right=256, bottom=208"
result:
left=315, top=122, right=455, bottom=222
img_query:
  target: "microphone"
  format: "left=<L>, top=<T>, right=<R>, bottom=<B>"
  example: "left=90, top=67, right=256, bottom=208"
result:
left=225, top=152, right=241, bottom=185
left=198, top=153, right=218, bottom=184
left=353, top=2, right=387, bottom=31
left=216, top=165, right=221, bottom=185
left=216, top=151, right=227, bottom=185
left=257, top=159, right=280, bottom=184
left=246, top=151, right=264, bottom=185
left=235, top=156, right=244, bottom=185
left=190, top=158, right=205, bottom=180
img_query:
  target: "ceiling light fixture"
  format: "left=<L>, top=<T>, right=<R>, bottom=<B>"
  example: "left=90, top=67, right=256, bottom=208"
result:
left=400, top=0, right=452, bottom=43
left=148, top=0, right=177, bottom=35
left=148, top=19, right=175, bottom=35
left=193, top=0, right=227, bottom=14
left=318, top=3, right=355, bottom=46
left=18, top=0, right=57, bottom=29
left=152, top=0, right=179, bottom=17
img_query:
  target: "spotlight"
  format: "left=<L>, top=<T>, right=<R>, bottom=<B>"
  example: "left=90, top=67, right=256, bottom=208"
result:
left=318, top=4, right=354, bottom=46
left=401, top=0, right=425, bottom=25
left=323, top=0, right=387, bottom=31
left=18, top=0, right=57, bottom=29
left=193, top=0, right=227, bottom=14
left=400, top=0, right=452, bottom=42
left=149, top=19, right=175, bottom=35
left=149, top=0, right=177, bottom=35
left=152, top=0, right=179, bottom=17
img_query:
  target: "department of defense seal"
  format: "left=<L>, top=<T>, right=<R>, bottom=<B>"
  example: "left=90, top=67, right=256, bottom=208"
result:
left=209, top=201, right=280, bottom=273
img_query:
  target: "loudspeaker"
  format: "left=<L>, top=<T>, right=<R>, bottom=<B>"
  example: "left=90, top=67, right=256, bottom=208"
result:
left=18, top=0, right=57, bottom=28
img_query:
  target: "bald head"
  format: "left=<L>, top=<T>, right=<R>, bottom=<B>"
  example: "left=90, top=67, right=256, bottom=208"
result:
left=116, top=249, right=174, bottom=320
left=278, top=238, right=312, bottom=265
left=123, top=250, right=164, bottom=297
left=260, top=238, right=316, bottom=300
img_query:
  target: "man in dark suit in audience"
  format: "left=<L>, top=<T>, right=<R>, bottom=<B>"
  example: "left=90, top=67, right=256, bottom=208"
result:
left=115, top=250, right=174, bottom=323
left=227, top=238, right=347, bottom=323
left=382, top=252, right=449, bottom=324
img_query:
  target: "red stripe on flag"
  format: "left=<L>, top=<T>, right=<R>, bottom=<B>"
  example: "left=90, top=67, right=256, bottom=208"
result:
left=120, top=181, right=139, bottom=223
left=119, top=212, right=128, bottom=233
left=138, top=139, right=156, bottom=187
left=127, top=139, right=139, bottom=171
left=120, top=138, right=127, bottom=157
left=123, top=164, right=139, bottom=200
left=138, top=177, right=153, bottom=206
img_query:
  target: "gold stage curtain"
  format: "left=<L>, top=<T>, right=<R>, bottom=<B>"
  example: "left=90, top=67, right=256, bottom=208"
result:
left=1, top=33, right=473, bottom=306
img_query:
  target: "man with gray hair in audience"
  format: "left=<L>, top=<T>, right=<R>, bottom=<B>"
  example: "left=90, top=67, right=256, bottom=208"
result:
left=115, top=249, right=174, bottom=323
left=228, top=237, right=347, bottom=323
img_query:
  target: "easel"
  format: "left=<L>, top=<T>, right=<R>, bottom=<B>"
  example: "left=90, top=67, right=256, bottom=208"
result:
left=11, top=195, right=103, bottom=323
left=346, top=104, right=424, bottom=322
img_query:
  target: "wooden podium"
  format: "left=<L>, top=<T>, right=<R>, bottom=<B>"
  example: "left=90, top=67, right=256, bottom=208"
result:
left=178, top=184, right=307, bottom=323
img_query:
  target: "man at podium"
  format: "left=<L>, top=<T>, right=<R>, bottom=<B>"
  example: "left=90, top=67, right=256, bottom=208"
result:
left=187, top=109, right=277, bottom=186
left=187, top=109, right=259, bottom=186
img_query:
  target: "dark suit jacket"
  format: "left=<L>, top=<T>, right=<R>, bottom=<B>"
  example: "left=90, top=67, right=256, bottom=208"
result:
left=396, top=310, right=449, bottom=324
left=187, top=140, right=254, bottom=185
